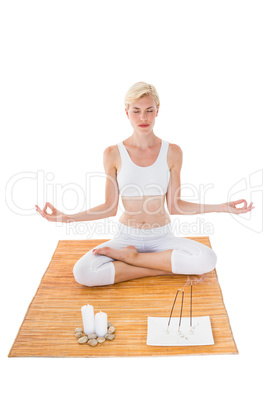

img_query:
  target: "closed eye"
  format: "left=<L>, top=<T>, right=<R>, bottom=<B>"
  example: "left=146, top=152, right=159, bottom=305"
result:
left=133, top=111, right=153, bottom=113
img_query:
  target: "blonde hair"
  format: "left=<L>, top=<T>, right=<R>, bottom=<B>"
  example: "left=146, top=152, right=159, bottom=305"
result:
left=124, top=81, right=160, bottom=111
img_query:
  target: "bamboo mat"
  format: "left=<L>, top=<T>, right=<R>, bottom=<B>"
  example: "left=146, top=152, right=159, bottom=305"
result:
left=9, top=237, right=238, bottom=357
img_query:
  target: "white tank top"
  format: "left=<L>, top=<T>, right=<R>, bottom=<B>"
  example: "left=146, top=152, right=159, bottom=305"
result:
left=117, top=139, right=170, bottom=197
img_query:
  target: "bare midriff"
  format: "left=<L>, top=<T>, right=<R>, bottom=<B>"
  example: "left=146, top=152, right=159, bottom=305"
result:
left=115, top=138, right=172, bottom=229
left=118, top=194, right=171, bottom=229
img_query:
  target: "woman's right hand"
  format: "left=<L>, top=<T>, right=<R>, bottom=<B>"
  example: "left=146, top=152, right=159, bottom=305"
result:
left=35, top=202, right=68, bottom=223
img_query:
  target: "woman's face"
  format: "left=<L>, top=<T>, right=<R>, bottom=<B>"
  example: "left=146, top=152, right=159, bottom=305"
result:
left=126, top=95, right=159, bottom=133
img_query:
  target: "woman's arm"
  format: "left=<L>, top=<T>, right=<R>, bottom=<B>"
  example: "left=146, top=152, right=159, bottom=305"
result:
left=166, top=144, right=254, bottom=215
left=36, top=146, right=119, bottom=223
left=64, top=201, right=116, bottom=223
left=171, top=199, right=254, bottom=215
left=36, top=200, right=117, bottom=223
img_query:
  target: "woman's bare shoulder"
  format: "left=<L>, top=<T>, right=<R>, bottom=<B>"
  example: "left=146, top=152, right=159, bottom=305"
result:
left=167, top=142, right=183, bottom=169
left=103, top=144, right=120, bottom=167
left=168, top=142, right=182, bottom=154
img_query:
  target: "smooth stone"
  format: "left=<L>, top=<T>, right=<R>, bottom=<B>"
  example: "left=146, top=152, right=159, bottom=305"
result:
left=87, top=333, right=97, bottom=339
left=78, top=336, right=88, bottom=344
left=75, top=328, right=83, bottom=333
left=108, top=326, right=115, bottom=334
left=75, top=332, right=84, bottom=338
left=107, top=322, right=113, bottom=328
left=97, top=336, right=106, bottom=344
left=105, top=333, right=115, bottom=341
left=88, top=339, right=98, bottom=347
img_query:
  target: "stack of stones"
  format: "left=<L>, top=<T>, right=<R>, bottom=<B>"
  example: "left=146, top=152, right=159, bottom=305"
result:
left=75, top=322, right=116, bottom=347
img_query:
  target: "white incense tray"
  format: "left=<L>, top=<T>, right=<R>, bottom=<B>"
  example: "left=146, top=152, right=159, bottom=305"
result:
left=147, top=316, right=214, bottom=346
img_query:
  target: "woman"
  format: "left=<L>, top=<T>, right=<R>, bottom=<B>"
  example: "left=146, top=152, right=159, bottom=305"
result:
left=35, top=82, right=254, bottom=287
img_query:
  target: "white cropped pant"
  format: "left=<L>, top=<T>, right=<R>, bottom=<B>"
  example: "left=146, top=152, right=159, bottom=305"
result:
left=73, top=222, right=217, bottom=287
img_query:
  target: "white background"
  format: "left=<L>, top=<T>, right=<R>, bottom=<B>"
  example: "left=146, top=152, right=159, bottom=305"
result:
left=1, top=1, right=267, bottom=401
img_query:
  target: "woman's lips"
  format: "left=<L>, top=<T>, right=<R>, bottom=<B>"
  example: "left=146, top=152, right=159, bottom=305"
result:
left=139, top=124, right=149, bottom=127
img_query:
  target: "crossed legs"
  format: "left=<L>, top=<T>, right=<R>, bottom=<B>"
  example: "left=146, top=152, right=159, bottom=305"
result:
left=93, top=239, right=217, bottom=282
left=73, top=236, right=217, bottom=287
left=112, top=260, right=174, bottom=284
left=92, top=245, right=173, bottom=283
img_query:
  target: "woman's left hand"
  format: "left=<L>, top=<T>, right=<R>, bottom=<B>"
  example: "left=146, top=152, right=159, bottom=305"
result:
left=221, top=199, right=255, bottom=214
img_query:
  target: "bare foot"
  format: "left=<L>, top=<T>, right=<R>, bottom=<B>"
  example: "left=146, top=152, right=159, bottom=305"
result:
left=92, top=245, right=138, bottom=262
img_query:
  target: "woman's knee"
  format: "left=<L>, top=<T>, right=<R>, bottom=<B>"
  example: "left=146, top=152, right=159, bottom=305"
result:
left=171, top=246, right=217, bottom=275
left=73, top=258, right=88, bottom=285
left=73, top=255, right=115, bottom=287
left=198, top=247, right=217, bottom=274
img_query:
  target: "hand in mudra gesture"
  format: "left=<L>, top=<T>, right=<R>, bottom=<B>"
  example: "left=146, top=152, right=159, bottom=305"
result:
left=222, top=199, right=255, bottom=214
left=35, top=202, right=67, bottom=222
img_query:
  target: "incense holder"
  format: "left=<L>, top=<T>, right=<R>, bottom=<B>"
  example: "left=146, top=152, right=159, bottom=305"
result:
left=147, top=316, right=214, bottom=346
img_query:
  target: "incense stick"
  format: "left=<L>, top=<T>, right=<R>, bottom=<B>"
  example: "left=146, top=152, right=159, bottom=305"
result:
left=190, top=282, right=193, bottom=330
left=166, top=289, right=180, bottom=334
left=177, top=289, right=184, bottom=332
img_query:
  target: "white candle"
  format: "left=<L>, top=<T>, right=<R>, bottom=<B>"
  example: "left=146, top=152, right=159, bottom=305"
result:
left=81, top=305, right=95, bottom=335
left=95, top=311, right=107, bottom=337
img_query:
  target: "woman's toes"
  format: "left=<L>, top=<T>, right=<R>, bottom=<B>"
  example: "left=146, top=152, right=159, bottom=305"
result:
left=92, top=247, right=114, bottom=256
left=92, top=248, right=102, bottom=255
